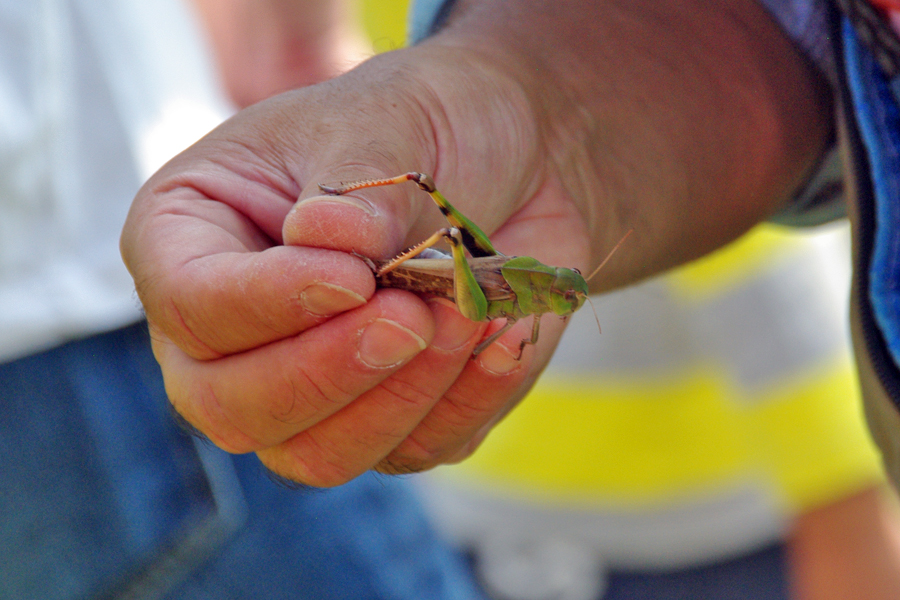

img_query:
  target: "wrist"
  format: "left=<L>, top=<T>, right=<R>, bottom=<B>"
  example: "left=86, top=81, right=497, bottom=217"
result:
left=419, top=0, right=835, bottom=284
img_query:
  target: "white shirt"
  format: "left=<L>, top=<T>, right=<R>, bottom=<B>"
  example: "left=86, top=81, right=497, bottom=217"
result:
left=0, top=0, right=232, bottom=361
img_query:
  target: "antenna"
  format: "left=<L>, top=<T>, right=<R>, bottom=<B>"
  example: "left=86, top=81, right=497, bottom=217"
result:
left=586, top=229, right=633, bottom=282
left=585, top=296, right=602, bottom=335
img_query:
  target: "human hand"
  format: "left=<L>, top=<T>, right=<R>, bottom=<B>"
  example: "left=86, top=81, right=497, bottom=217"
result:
left=122, top=0, right=831, bottom=487
left=121, top=41, right=598, bottom=486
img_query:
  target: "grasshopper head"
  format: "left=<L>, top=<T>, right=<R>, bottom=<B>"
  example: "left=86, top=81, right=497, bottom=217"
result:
left=549, top=267, right=589, bottom=316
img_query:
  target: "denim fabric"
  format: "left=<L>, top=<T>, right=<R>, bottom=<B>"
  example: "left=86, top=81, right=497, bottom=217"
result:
left=0, top=322, right=486, bottom=600
left=843, top=19, right=900, bottom=379
left=601, top=543, right=787, bottom=600
left=463, top=540, right=787, bottom=600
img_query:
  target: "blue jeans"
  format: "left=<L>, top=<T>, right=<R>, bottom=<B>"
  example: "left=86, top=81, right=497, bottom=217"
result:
left=0, top=322, right=486, bottom=600
left=601, top=543, right=787, bottom=600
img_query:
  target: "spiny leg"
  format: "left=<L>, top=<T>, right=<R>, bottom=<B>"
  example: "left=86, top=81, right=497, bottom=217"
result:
left=377, top=228, right=455, bottom=276
left=318, top=172, right=424, bottom=196
left=375, top=226, right=488, bottom=323
left=319, top=172, right=499, bottom=258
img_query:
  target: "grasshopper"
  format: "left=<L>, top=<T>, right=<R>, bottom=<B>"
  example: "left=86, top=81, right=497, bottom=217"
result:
left=319, top=172, right=622, bottom=359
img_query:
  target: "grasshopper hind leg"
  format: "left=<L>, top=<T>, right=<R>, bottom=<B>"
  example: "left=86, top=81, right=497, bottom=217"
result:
left=318, top=172, right=429, bottom=196
left=318, top=172, right=499, bottom=258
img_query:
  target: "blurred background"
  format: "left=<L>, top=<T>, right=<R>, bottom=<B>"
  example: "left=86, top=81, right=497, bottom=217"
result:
left=354, top=2, right=900, bottom=599
left=3, top=1, right=899, bottom=599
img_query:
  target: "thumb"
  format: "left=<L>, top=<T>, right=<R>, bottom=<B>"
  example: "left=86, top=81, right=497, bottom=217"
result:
left=282, top=167, right=430, bottom=259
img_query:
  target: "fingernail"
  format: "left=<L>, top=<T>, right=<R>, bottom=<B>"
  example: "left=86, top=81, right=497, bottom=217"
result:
left=477, top=342, right=522, bottom=375
left=300, top=282, right=367, bottom=316
left=427, top=298, right=480, bottom=352
left=359, top=318, right=427, bottom=368
left=292, top=195, right=377, bottom=217
left=283, top=195, right=381, bottom=247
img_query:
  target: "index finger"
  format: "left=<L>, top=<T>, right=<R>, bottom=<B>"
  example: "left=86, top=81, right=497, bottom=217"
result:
left=122, top=170, right=376, bottom=360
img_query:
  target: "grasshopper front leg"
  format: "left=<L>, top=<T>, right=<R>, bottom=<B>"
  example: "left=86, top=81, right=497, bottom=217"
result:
left=472, top=313, right=541, bottom=359
left=375, top=229, right=456, bottom=276
left=372, top=226, right=489, bottom=323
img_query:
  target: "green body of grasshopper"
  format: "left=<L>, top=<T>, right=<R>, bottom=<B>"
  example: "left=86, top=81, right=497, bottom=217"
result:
left=318, top=172, right=590, bottom=357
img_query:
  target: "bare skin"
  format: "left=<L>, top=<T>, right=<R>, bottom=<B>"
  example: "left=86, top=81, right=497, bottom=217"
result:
left=190, top=0, right=370, bottom=107
left=121, top=0, right=832, bottom=487
left=789, top=486, right=900, bottom=599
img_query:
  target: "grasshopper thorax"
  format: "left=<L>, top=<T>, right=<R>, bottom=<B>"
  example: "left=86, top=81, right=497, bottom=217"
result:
left=500, top=256, right=589, bottom=318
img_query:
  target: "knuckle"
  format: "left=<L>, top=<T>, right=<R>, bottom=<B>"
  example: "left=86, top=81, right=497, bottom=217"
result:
left=259, top=438, right=362, bottom=489
left=151, top=294, right=222, bottom=361
left=138, top=262, right=223, bottom=360
left=377, top=387, right=503, bottom=472
left=376, top=455, right=436, bottom=476
left=379, top=433, right=451, bottom=473
left=269, top=355, right=351, bottom=426
left=375, top=376, right=438, bottom=411
left=300, top=462, right=360, bottom=488
left=170, top=383, right=260, bottom=454
left=435, top=388, right=498, bottom=428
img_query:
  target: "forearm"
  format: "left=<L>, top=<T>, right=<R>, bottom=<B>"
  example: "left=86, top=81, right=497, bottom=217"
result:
left=421, top=0, right=834, bottom=289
